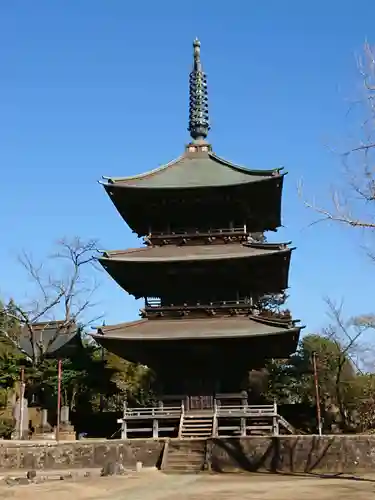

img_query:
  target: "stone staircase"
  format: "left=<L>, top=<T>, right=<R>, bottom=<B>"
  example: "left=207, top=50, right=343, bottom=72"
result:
left=161, top=439, right=207, bottom=473
left=180, top=413, right=213, bottom=439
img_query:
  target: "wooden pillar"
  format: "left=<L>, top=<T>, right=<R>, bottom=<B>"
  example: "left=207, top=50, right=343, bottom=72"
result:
left=241, top=391, right=247, bottom=437
left=213, top=398, right=218, bottom=438
left=121, top=399, right=128, bottom=440
left=240, top=417, right=246, bottom=436
left=272, top=417, right=279, bottom=436
left=121, top=420, right=128, bottom=440
left=153, top=419, right=159, bottom=439
left=241, top=390, right=248, bottom=407
left=272, top=400, right=279, bottom=436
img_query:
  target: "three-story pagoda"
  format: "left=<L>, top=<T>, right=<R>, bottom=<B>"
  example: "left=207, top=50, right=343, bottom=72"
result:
left=93, top=39, right=303, bottom=406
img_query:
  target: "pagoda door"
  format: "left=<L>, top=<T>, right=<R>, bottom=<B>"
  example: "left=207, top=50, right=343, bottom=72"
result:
left=187, top=395, right=214, bottom=411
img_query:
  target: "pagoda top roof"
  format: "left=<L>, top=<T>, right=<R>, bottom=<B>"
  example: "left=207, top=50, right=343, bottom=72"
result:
left=102, top=147, right=283, bottom=190
left=92, top=315, right=302, bottom=341
left=100, top=241, right=291, bottom=264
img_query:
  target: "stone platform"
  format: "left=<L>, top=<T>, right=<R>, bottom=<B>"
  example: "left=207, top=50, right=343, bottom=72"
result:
left=0, top=436, right=374, bottom=474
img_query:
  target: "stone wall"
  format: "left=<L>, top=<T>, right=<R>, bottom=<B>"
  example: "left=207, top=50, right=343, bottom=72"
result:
left=1, top=436, right=375, bottom=473
left=0, top=440, right=164, bottom=471
left=208, top=436, right=375, bottom=474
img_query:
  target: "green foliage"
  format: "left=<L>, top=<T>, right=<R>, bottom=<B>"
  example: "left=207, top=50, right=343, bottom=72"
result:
left=104, top=352, right=153, bottom=405
left=0, top=352, right=21, bottom=389
left=0, top=418, right=13, bottom=439
left=256, top=333, right=366, bottom=432
left=11, top=341, right=153, bottom=414
left=0, top=299, right=21, bottom=356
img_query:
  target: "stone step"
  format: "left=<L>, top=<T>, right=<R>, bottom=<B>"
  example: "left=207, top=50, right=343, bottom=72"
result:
left=169, top=443, right=206, bottom=450
left=163, top=468, right=202, bottom=474
left=168, top=454, right=204, bottom=462
left=170, top=445, right=205, bottom=450
left=169, top=449, right=204, bottom=454
left=162, top=438, right=207, bottom=474
left=168, top=461, right=203, bottom=467
left=165, top=464, right=203, bottom=471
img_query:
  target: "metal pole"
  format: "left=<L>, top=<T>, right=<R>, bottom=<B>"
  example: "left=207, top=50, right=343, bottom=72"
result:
left=312, top=352, right=322, bottom=436
left=56, top=359, right=62, bottom=442
left=19, top=368, right=25, bottom=439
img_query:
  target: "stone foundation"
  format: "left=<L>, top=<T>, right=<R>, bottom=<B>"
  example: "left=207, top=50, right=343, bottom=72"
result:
left=0, top=440, right=164, bottom=471
left=0, top=436, right=375, bottom=473
left=208, top=436, right=375, bottom=474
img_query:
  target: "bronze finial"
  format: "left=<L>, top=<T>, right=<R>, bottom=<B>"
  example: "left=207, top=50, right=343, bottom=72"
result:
left=193, top=38, right=201, bottom=71
left=188, top=38, right=210, bottom=141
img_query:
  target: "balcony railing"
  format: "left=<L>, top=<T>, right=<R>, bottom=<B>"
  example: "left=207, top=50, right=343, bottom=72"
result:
left=144, top=298, right=254, bottom=310
left=117, top=398, right=295, bottom=439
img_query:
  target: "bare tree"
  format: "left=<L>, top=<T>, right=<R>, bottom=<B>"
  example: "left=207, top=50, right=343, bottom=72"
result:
left=320, top=297, right=375, bottom=429
left=0, top=237, right=102, bottom=365
left=301, top=42, right=375, bottom=230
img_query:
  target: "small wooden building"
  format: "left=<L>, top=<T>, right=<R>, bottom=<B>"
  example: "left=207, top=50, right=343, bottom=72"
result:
left=92, top=40, right=303, bottom=438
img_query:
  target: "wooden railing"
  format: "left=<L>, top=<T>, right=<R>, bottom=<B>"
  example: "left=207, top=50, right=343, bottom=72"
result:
left=118, top=400, right=294, bottom=439
left=144, top=298, right=254, bottom=311
left=145, top=297, right=161, bottom=308
left=178, top=401, right=185, bottom=439
left=123, top=406, right=181, bottom=418
left=149, top=227, right=249, bottom=239
left=217, top=404, right=275, bottom=417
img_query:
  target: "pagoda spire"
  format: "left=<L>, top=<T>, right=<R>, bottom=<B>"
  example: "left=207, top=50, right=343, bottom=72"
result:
left=188, top=38, right=210, bottom=141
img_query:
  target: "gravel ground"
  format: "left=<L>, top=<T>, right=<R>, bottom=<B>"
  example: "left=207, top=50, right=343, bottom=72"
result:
left=0, top=470, right=375, bottom=500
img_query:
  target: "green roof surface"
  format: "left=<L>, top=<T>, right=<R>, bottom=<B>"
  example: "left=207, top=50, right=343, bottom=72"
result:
left=103, top=149, right=282, bottom=189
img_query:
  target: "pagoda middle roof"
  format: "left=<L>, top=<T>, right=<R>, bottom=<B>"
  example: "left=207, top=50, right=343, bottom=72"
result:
left=103, top=148, right=283, bottom=190
left=100, top=242, right=291, bottom=264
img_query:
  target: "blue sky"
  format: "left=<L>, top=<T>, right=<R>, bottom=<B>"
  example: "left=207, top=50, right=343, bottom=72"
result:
left=1, top=0, right=375, bottom=334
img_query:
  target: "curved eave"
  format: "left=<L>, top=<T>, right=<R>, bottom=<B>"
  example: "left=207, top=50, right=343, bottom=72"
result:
left=99, top=248, right=293, bottom=298
left=99, top=246, right=294, bottom=265
left=208, top=152, right=284, bottom=177
left=101, top=171, right=286, bottom=191
left=101, top=149, right=284, bottom=189
left=101, top=176, right=284, bottom=235
left=91, top=326, right=302, bottom=342
left=90, top=321, right=303, bottom=364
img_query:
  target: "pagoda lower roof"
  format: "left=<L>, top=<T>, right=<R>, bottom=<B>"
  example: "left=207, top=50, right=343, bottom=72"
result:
left=92, top=315, right=302, bottom=341
left=102, top=148, right=283, bottom=190
left=100, top=242, right=292, bottom=264
left=91, top=315, right=303, bottom=364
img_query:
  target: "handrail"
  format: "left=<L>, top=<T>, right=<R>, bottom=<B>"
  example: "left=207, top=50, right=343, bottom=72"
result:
left=150, top=227, right=248, bottom=238
left=124, top=406, right=181, bottom=417
left=278, top=415, right=295, bottom=434
left=144, top=299, right=253, bottom=310
left=178, top=401, right=185, bottom=438
left=212, top=399, right=218, bottom=438
left=217, top=405, right=276, bottom=417
left=217, top=405, right=274, bottom=410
